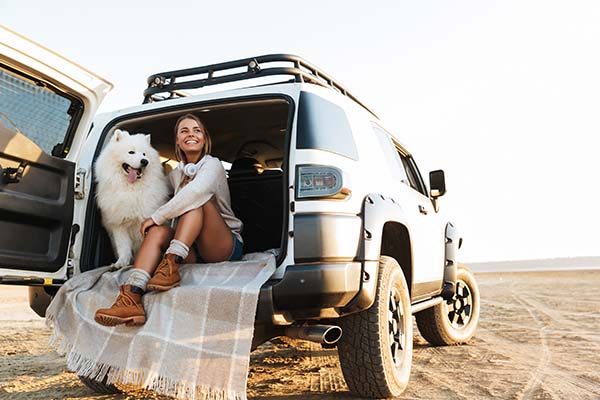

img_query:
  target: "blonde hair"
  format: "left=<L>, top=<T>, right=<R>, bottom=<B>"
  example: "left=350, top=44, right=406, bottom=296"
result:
left=174, top=113, right=212, bottom=163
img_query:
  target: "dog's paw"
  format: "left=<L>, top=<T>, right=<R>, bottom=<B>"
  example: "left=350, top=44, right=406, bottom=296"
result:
left=108, top=265, right=120, bottom=272
left=109, top=259, right=129, bottom=271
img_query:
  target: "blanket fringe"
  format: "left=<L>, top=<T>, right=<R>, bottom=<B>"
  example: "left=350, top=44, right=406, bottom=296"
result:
left=46, top=315, right=71, bottom=357
left=49, top=327, right=246, bottom=400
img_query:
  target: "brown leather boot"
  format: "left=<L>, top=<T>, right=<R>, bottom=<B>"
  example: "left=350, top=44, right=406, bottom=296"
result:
left=94, top=285, right=146, bottom=327
left=146, top=254, right=181, bottom=291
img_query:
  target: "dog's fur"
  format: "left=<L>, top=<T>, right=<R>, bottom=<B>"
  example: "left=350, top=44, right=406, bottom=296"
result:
left=95, top=129, right=169, bottom=268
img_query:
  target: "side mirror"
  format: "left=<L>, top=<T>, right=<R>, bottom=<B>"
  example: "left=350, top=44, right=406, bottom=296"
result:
left=429, top=170, right=446, bottom=198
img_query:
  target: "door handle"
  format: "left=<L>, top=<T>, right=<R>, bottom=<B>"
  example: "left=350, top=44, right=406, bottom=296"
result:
left=418, top=205, right=428, bottom=215
left=0, top=163, right=25, bottom=184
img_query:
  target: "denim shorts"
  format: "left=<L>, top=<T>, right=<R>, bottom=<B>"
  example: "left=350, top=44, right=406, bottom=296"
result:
left=228, top=233, right=244, bottom=261
left=192, top=232, right=244, bottom=262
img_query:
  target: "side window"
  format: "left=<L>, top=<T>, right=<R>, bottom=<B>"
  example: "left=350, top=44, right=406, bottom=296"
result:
left=400, top=154, right=428, bottom=196
left=371, top=125, right=409, bottom=184
left=372, top=124, right=429, bottom=197
left=0, top=66, right=81, bottom=157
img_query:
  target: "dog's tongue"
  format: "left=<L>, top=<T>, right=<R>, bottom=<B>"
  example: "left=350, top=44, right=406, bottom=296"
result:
left=127, top=168, right=137, bottom=184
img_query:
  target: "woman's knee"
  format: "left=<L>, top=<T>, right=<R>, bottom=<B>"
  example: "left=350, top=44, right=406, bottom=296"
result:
left=181, top=206, right=204, bottom=219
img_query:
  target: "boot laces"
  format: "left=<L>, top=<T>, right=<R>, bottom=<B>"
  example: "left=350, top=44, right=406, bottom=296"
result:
left=154, top=258, right=174, bottom=278
left=114, top=290, right=138, bottom=308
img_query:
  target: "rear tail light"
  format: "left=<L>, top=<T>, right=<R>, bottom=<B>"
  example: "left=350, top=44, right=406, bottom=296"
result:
left=296, top=165, right=349, bottom=199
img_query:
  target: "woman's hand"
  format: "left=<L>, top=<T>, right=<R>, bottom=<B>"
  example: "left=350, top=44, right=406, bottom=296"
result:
left=140, top=218, right=157, bottom=236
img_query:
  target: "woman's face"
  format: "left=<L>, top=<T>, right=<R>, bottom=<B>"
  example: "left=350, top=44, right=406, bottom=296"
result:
left=176, top=118, right=206, bottom=160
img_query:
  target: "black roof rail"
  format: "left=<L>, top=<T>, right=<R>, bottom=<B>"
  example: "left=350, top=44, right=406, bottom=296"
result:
left=142, top=54, right=378, bottom=118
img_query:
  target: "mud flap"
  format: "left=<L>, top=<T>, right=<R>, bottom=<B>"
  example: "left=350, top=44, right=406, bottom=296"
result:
left=442, top=222, right=461, bottom=300
left=28, top=286, right=56, bottom=317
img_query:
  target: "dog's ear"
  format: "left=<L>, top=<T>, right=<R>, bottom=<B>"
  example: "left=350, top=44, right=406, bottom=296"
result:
left=113, top=129, right=131, bottom=142
left=145, top=134, right=152, bottom=144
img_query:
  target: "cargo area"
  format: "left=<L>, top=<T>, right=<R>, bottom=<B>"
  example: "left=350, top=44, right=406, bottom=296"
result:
left=81, top=96, right=292, bottom=271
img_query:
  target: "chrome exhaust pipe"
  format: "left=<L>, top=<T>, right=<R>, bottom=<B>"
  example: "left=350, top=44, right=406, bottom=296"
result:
left=285, top=323, right=343, bottom=345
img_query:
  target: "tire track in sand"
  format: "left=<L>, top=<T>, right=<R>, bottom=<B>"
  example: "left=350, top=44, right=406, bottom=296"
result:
left=511, top=293, right=551, bottom=399
left=511, top=293, right=600, bottom=399
left=304, top=342, right=346, bottom=393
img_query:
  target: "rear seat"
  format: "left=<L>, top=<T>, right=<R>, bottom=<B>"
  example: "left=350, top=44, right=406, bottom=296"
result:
left=227, top=157, right=284, bottom=253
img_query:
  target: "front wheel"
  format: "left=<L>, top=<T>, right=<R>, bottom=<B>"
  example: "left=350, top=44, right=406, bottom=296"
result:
left=337, top=256, right=412, bottom=398
left=416, top=265, right=480, bottom=346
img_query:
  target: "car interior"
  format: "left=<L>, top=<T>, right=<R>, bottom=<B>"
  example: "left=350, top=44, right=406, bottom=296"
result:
left=81, top=97, right=291, bottom=271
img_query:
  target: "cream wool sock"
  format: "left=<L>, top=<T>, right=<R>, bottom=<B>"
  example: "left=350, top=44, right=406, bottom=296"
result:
left=126, top=269, right=152, bottom=292
left=165, top=239, right=189, bottom=261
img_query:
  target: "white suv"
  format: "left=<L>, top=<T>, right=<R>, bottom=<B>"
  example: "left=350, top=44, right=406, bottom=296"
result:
left=0, top=25, right=480, bottom=398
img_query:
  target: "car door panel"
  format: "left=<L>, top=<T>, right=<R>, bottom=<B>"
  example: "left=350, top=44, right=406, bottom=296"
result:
left=0, top=25, right=111, bottom=279
left=0, top=123, right=74, bottom=272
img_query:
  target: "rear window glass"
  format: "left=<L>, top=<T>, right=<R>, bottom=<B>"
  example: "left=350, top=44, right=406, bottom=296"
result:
left=296, top=91, right=358, bottom=160
left=0, top=66, right=80, bottom=157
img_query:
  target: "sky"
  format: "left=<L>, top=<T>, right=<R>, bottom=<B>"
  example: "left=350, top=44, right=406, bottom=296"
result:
left=3, top=1, right=600, bottom=263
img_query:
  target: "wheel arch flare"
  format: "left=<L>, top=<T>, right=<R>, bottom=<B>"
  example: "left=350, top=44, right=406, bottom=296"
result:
left=344, top=193, right=413, bottom=313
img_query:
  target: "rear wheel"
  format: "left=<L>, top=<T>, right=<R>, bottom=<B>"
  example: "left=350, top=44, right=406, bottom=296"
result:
left=338, top=256, right=412, bottom=398
left=416, top=265, right=480, bottom=345
left=78, top=375, right=121, bottom=394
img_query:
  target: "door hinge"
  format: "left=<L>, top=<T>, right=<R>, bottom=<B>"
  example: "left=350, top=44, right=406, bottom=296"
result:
left=74, top=168, right=86, bottom=199
left=67, top=259, right=74, bottom=278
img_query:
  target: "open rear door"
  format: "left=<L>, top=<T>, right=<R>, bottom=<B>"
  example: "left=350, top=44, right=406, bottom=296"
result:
left=0, top=25, right=112, bottom=283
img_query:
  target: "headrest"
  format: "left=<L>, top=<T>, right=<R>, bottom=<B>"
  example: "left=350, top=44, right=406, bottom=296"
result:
left=228, top=157, right=264, bottom=177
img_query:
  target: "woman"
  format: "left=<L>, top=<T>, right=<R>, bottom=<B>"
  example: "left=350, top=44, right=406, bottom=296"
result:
left=94, top=114, right=244, bottom=327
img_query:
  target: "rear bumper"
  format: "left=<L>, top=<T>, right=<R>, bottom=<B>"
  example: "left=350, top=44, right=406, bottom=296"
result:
left=251, top=260, right=379, bottom=348
left=256, top=260, right=378, bottom=325
left=274, top=262, right=361, bottom=309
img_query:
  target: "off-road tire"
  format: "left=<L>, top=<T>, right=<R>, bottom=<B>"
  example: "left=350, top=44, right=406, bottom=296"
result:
left=416, top=265, right=480, bottom=346
left=78, top=375, right=121, bottom=394
left=338, top=256, right=412, bottom=398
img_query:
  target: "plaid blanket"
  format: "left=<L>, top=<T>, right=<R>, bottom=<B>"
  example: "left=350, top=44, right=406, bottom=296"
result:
left=46, top=252, right=276, bottom=400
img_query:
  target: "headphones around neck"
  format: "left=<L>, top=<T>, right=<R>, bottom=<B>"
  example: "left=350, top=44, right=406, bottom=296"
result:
left=178, top=160, right=202, bottom=177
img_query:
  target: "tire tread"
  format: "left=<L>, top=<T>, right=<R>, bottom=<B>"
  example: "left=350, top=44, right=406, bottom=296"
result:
left=338, top=256, right=411, bottom=398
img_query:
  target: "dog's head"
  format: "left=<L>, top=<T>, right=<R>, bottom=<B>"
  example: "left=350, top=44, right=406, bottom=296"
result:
left=108, top=129, right=155, bottom=184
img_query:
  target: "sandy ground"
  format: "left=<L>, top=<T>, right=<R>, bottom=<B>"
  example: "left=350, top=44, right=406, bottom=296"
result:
left=0, top=270, right=599, bottom=400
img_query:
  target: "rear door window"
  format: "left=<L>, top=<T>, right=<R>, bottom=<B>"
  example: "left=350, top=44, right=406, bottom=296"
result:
left=0, top=65, right=82, bottom=157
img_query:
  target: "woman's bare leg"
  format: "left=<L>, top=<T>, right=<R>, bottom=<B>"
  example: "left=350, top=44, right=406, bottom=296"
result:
left=133, top=225, right=173, bottom=274
left=173, top=198, right=234, bottom=263
left=194, top=199, right=234, bottom=263
left=172, top=207, right=204, bottom=249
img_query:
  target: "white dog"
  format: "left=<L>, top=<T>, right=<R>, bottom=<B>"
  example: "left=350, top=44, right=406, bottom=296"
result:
left=95, top=129, right=169, bottom=268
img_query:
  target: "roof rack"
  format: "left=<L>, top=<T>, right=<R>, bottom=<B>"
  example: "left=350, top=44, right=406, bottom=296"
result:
left=142, top=54, right=378, bottom=118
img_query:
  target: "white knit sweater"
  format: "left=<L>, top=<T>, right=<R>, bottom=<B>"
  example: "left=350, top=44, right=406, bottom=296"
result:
left=150, top=154, right=243, bottom=243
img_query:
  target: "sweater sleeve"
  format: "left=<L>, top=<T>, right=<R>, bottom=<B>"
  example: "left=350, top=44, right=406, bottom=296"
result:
left=151, top=157, right=223, bottom=225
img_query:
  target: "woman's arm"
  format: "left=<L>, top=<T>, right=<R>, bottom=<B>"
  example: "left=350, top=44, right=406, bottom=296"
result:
left=151, top=157, right=223, bottom=225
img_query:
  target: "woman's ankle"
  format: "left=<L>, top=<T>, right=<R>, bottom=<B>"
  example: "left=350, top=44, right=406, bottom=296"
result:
left=165, top=253, right=183, bottom=263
